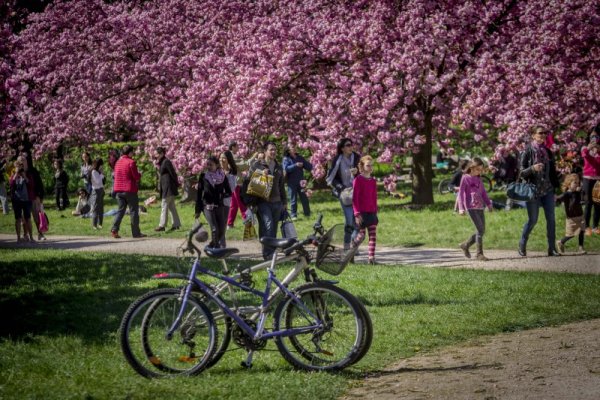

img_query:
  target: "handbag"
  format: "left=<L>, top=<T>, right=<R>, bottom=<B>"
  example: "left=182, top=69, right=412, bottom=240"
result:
left=592, top=181, right=600, bottom=204
left=339, top=187, right=353, bottom=206
left=246, top=170, right=273, bottom=201
left=506, top=181, right=536, bottom=201
left=243, top=221, right=257, bottom=241
left=38, top=205, right=49, bottom=233
left=280, top=211, right=298, bottom=239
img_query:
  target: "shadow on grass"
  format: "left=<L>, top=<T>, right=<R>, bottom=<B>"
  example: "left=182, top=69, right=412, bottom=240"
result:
left=0, top=250, right=225, bottom=344
left=358, top=292, right=463, bottom=307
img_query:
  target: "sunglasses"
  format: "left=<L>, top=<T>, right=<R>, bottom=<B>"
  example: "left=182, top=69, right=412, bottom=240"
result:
left=344, top=143, right=353, bottom=147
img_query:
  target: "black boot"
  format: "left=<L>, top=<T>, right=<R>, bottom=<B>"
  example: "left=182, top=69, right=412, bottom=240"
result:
left=476, top=243, right=489, bottom=261
left=518, top=242, right=526, bottom=257
left=548, top=248, right=561, bottom=257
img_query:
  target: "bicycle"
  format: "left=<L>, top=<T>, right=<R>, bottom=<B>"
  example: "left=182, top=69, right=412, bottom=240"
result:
left=120, top=216, right=372, bottom=378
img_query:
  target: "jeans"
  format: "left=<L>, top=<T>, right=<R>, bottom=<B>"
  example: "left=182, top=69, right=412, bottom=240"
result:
left=111, top=192, right=141, bottom=236
left=341, top=199, right=356, bottom=246
left=159, top=195, right=181, bottom=228
left=520, top=190, right=556, bottom=251
left=257, top=201, right=284, bottom=260
left=90, top=188, right=105, bottom=227
left=582, top=178, right=600, bottom=229
left=287, top=184, right=310, bottom=218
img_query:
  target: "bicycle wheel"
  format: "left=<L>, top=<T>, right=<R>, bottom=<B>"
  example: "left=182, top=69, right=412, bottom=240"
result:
left=120, top=288, right=216, bottom=378
left=438, top=178, right=453, bottom=194
left=192, top=290, right=232, bottom=368
left=273, top=282, right=369, bottom=371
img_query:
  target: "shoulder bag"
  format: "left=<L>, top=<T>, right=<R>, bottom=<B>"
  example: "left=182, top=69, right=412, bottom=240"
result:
left=246, top=169, right=273, bottom=201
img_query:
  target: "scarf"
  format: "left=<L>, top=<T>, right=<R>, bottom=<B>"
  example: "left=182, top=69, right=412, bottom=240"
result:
left=205, top=169, right=225, bottom=186
left=532, top=141, right=548, bottom=165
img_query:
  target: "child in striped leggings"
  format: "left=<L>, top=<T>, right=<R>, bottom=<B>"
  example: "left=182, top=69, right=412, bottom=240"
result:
left=351, top=155, right=379, bottom=265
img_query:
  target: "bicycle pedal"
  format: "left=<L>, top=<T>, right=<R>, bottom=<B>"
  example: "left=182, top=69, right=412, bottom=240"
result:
left=240, top=361, right=253, bottom=369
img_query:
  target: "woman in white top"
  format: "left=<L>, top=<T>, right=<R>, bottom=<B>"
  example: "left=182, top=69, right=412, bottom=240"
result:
left=89, top=158, right=105, bottom=229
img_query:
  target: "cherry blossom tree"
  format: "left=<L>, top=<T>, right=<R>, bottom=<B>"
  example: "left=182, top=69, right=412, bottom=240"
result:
left=4, top=0, right=599, bottom=204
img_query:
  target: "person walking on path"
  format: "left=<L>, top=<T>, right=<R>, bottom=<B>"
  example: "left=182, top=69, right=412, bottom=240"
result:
left=195, top=156, right=232, bottom=248
left=226, top=141, right=248, bottom=228
left=21, top=153, right=46, bottom=240
left=518, top=128, right=561, bottom=257
left=89, top=158, right=105, bottom=230
left=154, top=147, right=181, bottom=232
left=9, top=159, right=34, bottom=242
left=80, top=151, right=93, bottom=195
left=220, top=151, right=238, bottom=245
left=350, top=155, right=379, bottom=265
left=248, top=141, right=287, bottom=260
left=556, top=173, right=586, bottom=254
left=110, top=145, right=146, bottom=239
left=326, top=138, right=360, bottom=250
left=581, top=127, right=600, bottom=236
left=457, top=158, right=493, bottom=261
left=282, top=144, right=313, bottom=221
left=0, top=158, right=11, bottom=215
left=53, top=159, right=69, bottom=211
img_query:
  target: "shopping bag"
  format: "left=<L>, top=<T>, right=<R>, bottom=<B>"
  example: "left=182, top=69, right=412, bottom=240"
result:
left=38, top=206, right=49, bottom=233
left=246, top=170, right=273, bottom=201
left=280, top=210, right=298, bottom=239
left=243, top=221, right=257, bottom=241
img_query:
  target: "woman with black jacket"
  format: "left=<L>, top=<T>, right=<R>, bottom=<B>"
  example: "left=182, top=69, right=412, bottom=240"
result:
left=518, top=128, right=561, bottom=257
left=247, top=141, right=288, bottom=260
left=326, top=138, right=360, bottom=249
left=195, top=156, right=232, bottom=248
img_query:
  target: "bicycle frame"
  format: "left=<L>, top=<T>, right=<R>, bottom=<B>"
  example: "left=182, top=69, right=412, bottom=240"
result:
left=166, top=255, right=326, bottom=342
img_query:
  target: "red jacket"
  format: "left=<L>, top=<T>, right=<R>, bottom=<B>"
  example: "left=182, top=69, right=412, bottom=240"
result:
left=113, top=155, right=141, bottom=193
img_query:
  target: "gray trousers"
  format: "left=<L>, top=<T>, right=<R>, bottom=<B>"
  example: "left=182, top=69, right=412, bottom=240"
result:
left=466, top=209, right=486, bottom=250
left=204, top=205, right=229, bottom=248
left=90, top=188, right=105, bottom=227
left=111, top=192, right=141, bottom=236
left=0, top=182, right=9, bottom=214
left=159, top=195, right=181, bottom=228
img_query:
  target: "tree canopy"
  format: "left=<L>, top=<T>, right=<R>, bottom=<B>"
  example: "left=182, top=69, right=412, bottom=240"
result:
left=3, top=0, right=599, bottom=203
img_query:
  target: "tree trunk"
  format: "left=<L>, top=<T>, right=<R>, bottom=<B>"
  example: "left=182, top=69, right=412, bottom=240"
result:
left=411, top=117, right=434, bottom=205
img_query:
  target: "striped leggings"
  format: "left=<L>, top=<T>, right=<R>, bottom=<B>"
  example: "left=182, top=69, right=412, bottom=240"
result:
left=353, top=225, right=377, bottom=260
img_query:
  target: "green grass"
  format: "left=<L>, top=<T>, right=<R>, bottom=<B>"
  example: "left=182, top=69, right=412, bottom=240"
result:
left=2, top=249, right=600, bottom=399
left=2, top=176, right=599, bottom=252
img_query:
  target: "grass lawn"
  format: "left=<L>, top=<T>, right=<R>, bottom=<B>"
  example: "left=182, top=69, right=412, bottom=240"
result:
left=1, top=249, right=600, bottom=399
left=1, top=176, right=599, bottom=252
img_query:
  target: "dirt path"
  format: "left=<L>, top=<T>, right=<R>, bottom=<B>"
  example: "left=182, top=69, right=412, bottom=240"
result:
left=342, top=319, right=600, bottom=400
left=2, top=233, right=600, bottom=398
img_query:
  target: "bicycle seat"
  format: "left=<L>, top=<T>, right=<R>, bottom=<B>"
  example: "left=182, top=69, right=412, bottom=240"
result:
left=260, top=237, right=297, bottom=249
left=203, top=247, right=240, bottom=259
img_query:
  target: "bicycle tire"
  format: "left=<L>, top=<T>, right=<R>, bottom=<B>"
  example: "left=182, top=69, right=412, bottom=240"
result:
left=438, top=178, right=453, bottom=195
left=273, top=282, right=369, bottom=371
left=120, top=288, right=217, bottom=378
left=192, top=291, right=232, bottom=368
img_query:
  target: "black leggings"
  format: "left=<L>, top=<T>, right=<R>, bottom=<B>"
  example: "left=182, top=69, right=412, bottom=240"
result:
left=582, top=178, right=600, bottom=229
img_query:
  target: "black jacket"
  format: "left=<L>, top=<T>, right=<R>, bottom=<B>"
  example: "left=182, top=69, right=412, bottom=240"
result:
left=29, top=167, right=45, bottom=200
left=195, top=172, right=232, bottom=215
left=54, top=170, right=69, bottom=190
left=519, top=145, right=559, bottom=196
left=157, top=157, right=179, bottom=198
left=556, top=191, right=584, bottom=218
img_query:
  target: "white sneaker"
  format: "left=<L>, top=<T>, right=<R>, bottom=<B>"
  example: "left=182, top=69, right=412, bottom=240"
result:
left=38, top=233, right=46, bottom=241
left=578, top=246, right=587, bottom=255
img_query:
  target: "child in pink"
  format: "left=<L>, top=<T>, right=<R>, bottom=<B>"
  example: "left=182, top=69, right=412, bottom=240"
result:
left=351, top=155, right=378, bottom=264
left=457, top=157, right=493, bottom=261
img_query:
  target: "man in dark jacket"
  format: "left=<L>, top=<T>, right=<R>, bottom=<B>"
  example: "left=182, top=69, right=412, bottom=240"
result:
left=154, top=147, right=181, bottom=232
left=518, top=129, right=561, bottom=257
left=282, top=144, right=313, bottom=220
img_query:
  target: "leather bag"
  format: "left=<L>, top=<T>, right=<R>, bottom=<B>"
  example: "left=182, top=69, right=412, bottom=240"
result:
left=506, top=181, right=535, bottom=202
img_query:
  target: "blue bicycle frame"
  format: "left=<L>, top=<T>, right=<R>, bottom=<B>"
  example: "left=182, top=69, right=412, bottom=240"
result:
left=166, top=255, right=325, bottom=342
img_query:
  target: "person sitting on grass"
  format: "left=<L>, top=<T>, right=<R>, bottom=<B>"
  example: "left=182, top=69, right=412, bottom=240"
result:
left=72, top=188, right=91, bottom=217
